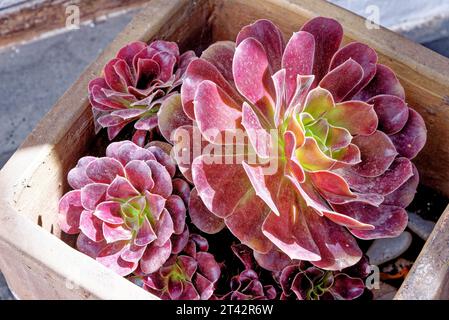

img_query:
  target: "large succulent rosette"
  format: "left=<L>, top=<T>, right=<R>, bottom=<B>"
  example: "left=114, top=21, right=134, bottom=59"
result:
left=139, top=234, right=221, bottom=300
left=88, top=40, right=195, bottom=146
left=173, top=18, right=427, bottom=270
left=278, top=256, right=371, bottom=300
left=58, top=140, right=188, bottom=276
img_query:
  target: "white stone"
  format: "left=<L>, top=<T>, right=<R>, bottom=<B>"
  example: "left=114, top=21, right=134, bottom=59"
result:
left=407, top=212, right=435, bottom=241
left=372, top=282, right=398, bottom=300
left=367, top=231, right=413, bottom=265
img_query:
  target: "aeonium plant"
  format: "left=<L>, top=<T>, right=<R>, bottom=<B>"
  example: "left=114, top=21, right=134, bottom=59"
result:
left=277, top=256, right=371, bottom=300
left=88, top=40, right=194, bottom=146
left=171, top=17, right=427, bottom=271
left=58, top=140, right=189, bottom=276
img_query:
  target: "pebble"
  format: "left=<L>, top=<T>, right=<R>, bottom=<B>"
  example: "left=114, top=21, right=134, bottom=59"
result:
left=366, top=231, right=413, bottom=265
left=372, top=282, right=398, bottom=300
left=407, top=212, right=435, bottom=241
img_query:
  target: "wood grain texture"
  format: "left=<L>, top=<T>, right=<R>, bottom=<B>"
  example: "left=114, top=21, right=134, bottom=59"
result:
left=0, top=0, right=148, bottom=47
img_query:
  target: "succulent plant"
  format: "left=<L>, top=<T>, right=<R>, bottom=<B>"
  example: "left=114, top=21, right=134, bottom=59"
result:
left=219, top=244, right=277, bottom=300
left=172, top=17, right=427, bottom=271
left=88, top=41, right=194, bottom=146
left=58, top=140, right=189, bottom=276
left=278, top=256, right=371, bottom=300
left=138, top=234, right=221, bottom=300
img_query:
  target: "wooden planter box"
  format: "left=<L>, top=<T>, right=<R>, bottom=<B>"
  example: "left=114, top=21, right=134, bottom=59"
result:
left=0, top=0, right=448, bottom=300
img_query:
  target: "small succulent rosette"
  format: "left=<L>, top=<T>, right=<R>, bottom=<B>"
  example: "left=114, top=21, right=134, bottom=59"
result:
left=58, top=140, right=188, bottom=276
left=278, top=256, right=371, bottom=300
left=139, top=234, right=221, bottom=300
left=220, top=244, right=277, bottom=300
left=172, top=17, right=427, bottom=271
left=88, top=40, right=195, bottom=146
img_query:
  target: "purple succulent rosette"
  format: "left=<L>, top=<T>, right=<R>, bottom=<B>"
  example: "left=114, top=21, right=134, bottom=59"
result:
left=169, top=17, right=427, bottom=270
left=278, top=256, right=371, bottom=300
left=58, top=140, right=189, bottom=276
left=220, top=244, right=277, bottom=300
left=140, top=234, right=221, bottom=300
left=88, top=40, right=195, bottom=146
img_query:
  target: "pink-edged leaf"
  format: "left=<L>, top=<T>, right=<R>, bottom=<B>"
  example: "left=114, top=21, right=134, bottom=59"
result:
left=106, top=140, right=155, bottom=164
left=154, top=209, right=174, bottom=246
left=194, top=273, right=215, bottom=300
left=120, top=243, right=147, bottom=263
left=332, top=202, right=408, bottom=239
left=329, top=274, right=365, bottom=300
left=166, top=195, right=187, bottom=234
left=171, top=226, right=190, bottom=254
left=86, top=157, right=124, bottom=184
left=350, top=131, right=398, bottom=177
left=97, top=241, right=137, bottom=276
left=140, top=240, right=172, bottom=274
left=390, top=108, right=427, bottom=159
left=178, top=281, right=200, bottom=300
left=189, top=187, right=225, bottom=234
left=332, top=143, right=362, bottom=166
left=353, top=64, right=405, bottom=101
left=58, top=190, right=83, bottom=234
left=384, top=163, right=419, bottom=207
left=76, top=232, right=106, bottom=258
left=145, top=191, right=166, bottom=220
left=295, top=137, right=336, bottom=171
left=94, top=201, right=124, bottom=224
left=330, top=42, right=378, bottom=98
left=224, top=190, right=273, bottom=254
left=172, top=178, right=191, bottom=207
left=196, top=252, right=221, bottom=283
left=116, top=41, right=146, bottom=71
left=303, top=203, right=363, bottom=270
left=368, top=94, right=409, bottom=134
left=303, top=87, right=334, bottom=119
left=287, top=75, right=315, bottom=115
left=242, top=102, right=272, bottom=158
left=134, top=114, right=158, bottom=131
left=80, top=183, right=108, bottom=210
left=113, top=59, right=134, bottom=87
left=236, top=19, right=284, bottom=71
left=253, top=248, right=292, bottom=272
left=67, top=156, right=96, bottom=189
left=79, top=210, right=104, bottom=242
left=167, top=277, right=183, bottom=300
left=147, top=145, right=176, bottom=178
left=152, top=51, right=176, bottom=82
left=194, top=80, right=242, bottom=144
left=148, top=40, right=179, bottom=57
left=157, top=93, right=192, bottom=142
left=325, top=100, right=378, bottom=136
left=336, top=157, right=414, bottom=196
left=182, top=58, right=241, bottom=120
left=146, top=160, right=173, bottom=198
left=301, top=17, right=343, bottom=84
left=107, top=175, right=140, bottom=199
left=102, top=222, right=132, bottom=243
left=262, top=181, right=321, bottom=261
left=282, top=31, right=315, bottom=104
left=134, top=58, right=159, bottom=90
left=135, top=215, right=157, bottom=246
left=242, top=162, right=280, bottom=216
left=104, top=58, right=127, bottom=92
left=200, top=40, right=236, bottom=83
left=319, top=58, right=364, bottom=102
left=176, top=50, right=197, bottom=79
left=284, top=131, right=306, bottom=183
left=272, top=68, right=287, bottom=126
left=124, top=160, right=154, bottom=192
left=233, top=37, right=275, bottom=122
left=97, top=114, right=128, bottom=127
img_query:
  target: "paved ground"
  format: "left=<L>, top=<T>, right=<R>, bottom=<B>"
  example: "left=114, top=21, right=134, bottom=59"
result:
left=0, top=11, right=448, bottom=299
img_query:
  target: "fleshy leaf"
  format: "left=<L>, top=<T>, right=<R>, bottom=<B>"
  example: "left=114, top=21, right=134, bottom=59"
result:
left=189, top=188, right=225, bottom=234
left=390, top=109, right=427, bottom=159
left=367, top=94, right=409, bottom=134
